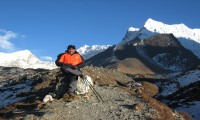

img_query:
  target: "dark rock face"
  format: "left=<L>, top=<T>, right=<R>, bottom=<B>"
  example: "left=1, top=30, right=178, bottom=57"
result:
left=114, top=37, right=141, bottom=60
left=142, top=34, right=200, bottom=71
left=86, top=34, right=200, bottom=73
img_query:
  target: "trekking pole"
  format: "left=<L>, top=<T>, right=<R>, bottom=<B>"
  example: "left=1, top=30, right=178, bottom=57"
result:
left=83, top=78, right=104, bottom=103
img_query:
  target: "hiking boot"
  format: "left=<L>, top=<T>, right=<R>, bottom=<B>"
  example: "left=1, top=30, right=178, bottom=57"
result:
left=49, top=93, right=62, bottom=100
left=49, top=93, right=56, bottom=97
left=63, top=93, right=74, bottom=102
left=63, top=93, right=80, bottom=102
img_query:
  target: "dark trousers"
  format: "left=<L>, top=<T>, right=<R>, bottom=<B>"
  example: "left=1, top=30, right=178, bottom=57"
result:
left=55, top=73, right=78, bottom=98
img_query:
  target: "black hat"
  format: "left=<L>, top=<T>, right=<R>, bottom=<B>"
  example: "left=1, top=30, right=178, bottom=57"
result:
left=67, top=45, right=76, bottom=50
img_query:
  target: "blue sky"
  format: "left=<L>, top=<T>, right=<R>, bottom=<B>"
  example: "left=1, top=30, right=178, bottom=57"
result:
left=0, top=0, right=200, bottom=61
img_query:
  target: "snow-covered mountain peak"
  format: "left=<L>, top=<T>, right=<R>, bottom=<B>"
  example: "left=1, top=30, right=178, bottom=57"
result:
left=7, top=50, right=32, bottom=56
left=144, top=18, right=187, bottom=29
left=15, top=49, right=32, bottom=54
left=144, top=18, right=165, bottom=29
left=120, top=18, right=200, bottom=58
left=128, top=27, right=139, bottom=32
left=0, top=50, right=57, bottom=70
left=77, top=45, right=111, bottom=60
left=77, top=45, right=90, bottom=54
left=0, top=50, right=35, bottom=61
left=144, top=18, right=200, bottom=41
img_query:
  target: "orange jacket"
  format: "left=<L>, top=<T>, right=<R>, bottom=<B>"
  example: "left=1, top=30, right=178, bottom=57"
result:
left=59, top=52, right=83, bottom=66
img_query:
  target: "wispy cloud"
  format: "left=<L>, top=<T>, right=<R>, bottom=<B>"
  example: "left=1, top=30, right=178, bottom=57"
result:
left=0, top=29, right=17, bottom=51
left=21, top=35, right=26, bottom=39
left=41, top=56, right=53, bottom=61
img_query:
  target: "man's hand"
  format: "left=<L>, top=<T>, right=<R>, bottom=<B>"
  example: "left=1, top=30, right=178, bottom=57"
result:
left=61, top=64, right=72, bottom=69
left=71, top=65, right=78, bottom=69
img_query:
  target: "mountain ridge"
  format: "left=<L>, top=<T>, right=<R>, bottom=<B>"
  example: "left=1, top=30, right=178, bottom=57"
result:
left=77, top=45, right=111, bottom=60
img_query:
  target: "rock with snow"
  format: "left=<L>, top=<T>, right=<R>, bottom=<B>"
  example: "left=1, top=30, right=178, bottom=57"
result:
left=43, top=95, right=54, bottom=103
left=157, top=69, right=200, bottom=97
left=156, top=68, right=200, bottom=119
left=0, top=79, right=33, bottom=108
left=77, top=45, right=111, bottom=60
left=0, top=50, right=57, bottom=70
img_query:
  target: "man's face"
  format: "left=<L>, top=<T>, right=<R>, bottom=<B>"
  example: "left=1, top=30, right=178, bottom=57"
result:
left=68, top=48, right=75, bottom=54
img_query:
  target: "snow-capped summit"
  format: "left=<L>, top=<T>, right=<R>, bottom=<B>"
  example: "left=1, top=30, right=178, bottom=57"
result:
left=0, top=50, right=57, bottom=70
left=120, top=27, right=140, bottom=44
left=144, top=18, right=200, bottom=41
left=77, top=45, right=111, bottom=60
left=128, top=27, right=140, bottom=32
left=77, top=45, right=90, bottom=55
left=121, top=18, right=200, bottom=58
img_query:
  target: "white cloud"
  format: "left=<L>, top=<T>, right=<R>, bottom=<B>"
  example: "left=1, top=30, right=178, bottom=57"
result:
left=41, top=56, right=53, bottom=61
left=0, top=29, right=17, bottom=51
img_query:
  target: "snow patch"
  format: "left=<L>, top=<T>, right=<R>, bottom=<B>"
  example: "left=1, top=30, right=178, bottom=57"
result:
left=158, top=69, right=200, bottom=97
left=176, top=70, right=200, bottom=87
left=128, top=27, right=140, bottom=32
left=176, top=101, right=200, bottom=120
left=152, top=53, right=185, bottom=71
left=120, top=27, right=140, bottom=44
left=0, top=80, right=33, bottom=108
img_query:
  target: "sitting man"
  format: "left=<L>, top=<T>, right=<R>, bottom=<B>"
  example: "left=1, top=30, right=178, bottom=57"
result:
left=55, top=45, right=85, bottom=99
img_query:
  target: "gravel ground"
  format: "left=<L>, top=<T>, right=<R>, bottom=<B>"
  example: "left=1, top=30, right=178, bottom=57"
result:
left=26, top=85, right=159, bottom=120
left=0, top=66, right=187, bottom=120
